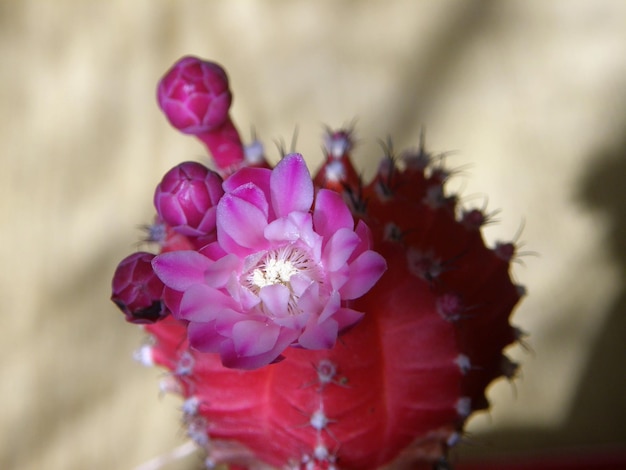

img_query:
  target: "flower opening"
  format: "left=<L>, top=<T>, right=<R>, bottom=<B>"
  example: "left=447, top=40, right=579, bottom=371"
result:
left=243, top=244, right=321, bottom=316
left=152, top=153, right=386, bottom=369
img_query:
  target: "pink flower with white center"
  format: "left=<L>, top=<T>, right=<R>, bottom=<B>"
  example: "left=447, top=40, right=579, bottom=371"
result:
left=152, top=153, right=387, bottom=369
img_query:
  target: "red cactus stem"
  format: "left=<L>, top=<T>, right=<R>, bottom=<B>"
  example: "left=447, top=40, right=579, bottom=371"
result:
left=194, top=116, right=245, bottom=171
left=313, top=128, right=361, bottom=192
left=243, top=138, right=272, bottom=169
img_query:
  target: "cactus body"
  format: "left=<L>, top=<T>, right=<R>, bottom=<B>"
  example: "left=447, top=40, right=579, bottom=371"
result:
left=112, top=57, right=524, bottom=469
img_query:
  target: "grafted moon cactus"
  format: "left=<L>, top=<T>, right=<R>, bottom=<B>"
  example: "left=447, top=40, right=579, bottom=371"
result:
left=111, top=56, right=524, bottom=470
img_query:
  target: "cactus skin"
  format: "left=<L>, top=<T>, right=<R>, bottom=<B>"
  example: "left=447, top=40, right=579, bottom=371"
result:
left=112, top=57, right=524, bottom=469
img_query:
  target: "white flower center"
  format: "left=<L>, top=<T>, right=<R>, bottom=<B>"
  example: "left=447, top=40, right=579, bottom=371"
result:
left=247, top=245, right=316, bottom=290
left=251, top=257, right=299, bottom=288
left=244, top=245, right=319, bottom=315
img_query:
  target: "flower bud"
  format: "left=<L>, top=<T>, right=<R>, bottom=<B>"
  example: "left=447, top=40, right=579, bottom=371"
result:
left=111, top=252, right=169, bottom=324
left=157, top=56, right=231, bottom=134
left=154, top=162, right=224, bottom=237
left=157, top=56, right=245, bottom=170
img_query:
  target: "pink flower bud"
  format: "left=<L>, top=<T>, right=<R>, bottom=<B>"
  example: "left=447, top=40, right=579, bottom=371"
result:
left=111, top=252, right=169, bottom=324
left=154, top=162, right=224, bottom=237
left=157, top=56, right=244, bottom=169
left=157, top=56, right=231, bottom=134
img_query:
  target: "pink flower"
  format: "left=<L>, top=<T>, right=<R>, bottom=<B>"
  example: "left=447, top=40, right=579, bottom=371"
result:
left=152, top=153, right=386, bottom=369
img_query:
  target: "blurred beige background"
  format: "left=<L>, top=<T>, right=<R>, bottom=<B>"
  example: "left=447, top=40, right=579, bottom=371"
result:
left=1, top=1, right=625, bottom=469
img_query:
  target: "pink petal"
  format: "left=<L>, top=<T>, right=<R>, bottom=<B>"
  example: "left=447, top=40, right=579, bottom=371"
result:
left=229, top=183, right=269, bottom=215
left=288, top=273, right=315, bottom=297
left=318, top=290, right=340, bottom=324
left=271, top=309, right=309, bottom=330
left=226, top=276, right=261, bottom=310
left=231, top=320, right=280, bottom=356
left=199, top=241, right=228, bottom=260
left=217, top=191, right=269, bottom=253
left=270, top=153, right=313, bottom=218
left=333, top=307, right=364, bottom=330
left=298, top=318, right=338, bottom=350
left=259, top=284, right=290, bottom=318
left=204, top=254, right=240, bottom=288
left=288, top=212, right=321, bottom=258
left=155, top=193, right=186, bottom=226
left=296, top=283, right=323, bottom=316
left=213, top=228, right=247, bottom=258
left=163, top=287, right=183, bottom=314
left=351, top=219, right=374, bottom=261
left=223, top=167, right=275, bottom=221
left=196, top=207, right=217, bottom=234
left=313, top=189, right=354, bottom=238
left=322, top=228, right=360, bottom=272
left=213, top=308, right=251, bottom=335
left=219, top=341, right=275, bottom=369
left=264, top=217, right=300, bottom=242
left=328, top=264, right=350, bottom=291
left=339, top=250, right=387, bottom=300
left=178, top=283, right=237, bottom=321
left=223, top=167, right=271, bottom=196
left=152, top=251, right=212, bottom=291
left=219, top=328, right=297, bottom=369
left=187, top=321, right=224, bottom=353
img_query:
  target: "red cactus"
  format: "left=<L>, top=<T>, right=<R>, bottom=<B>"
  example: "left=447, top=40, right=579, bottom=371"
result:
left=112, top=57, right=524, bottom=469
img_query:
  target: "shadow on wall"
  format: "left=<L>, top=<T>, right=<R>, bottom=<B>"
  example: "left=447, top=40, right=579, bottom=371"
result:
left=459, top=135, right=626, bottom=461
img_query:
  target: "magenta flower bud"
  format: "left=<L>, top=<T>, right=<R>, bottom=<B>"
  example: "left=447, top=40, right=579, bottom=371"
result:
left=157, top=56, right=244, bottom=169
left=111, top=252, right=169, bottom=324
left=158, top=56, right=231, bottom=134
left=154, top=161, right=224, bottom=237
